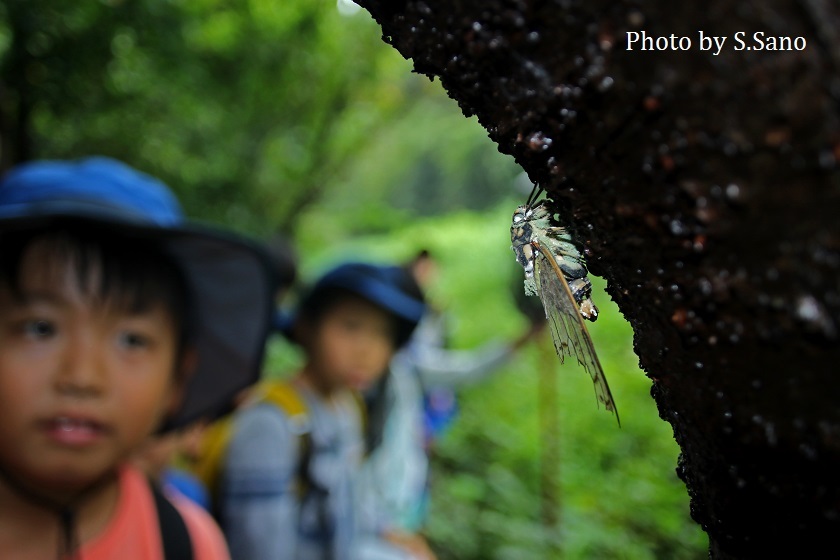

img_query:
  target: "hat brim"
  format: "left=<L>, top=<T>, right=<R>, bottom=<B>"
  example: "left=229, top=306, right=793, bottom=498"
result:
left=0, top=209, right=276, bottom=430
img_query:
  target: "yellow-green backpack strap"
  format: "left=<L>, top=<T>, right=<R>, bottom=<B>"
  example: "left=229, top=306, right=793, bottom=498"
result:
left=258, top=380, right=310, bottom=431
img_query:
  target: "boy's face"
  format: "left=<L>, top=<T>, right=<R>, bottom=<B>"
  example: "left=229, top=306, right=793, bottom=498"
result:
left=306, top=296, right=396, bottom=394
left=0, top=241, right=184, bottom=498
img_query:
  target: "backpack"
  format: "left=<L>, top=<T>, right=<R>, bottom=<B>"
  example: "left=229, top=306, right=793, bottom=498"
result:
left=189, top=379, right=366, bottom=516
left=189, top=380, right=311, bottom=510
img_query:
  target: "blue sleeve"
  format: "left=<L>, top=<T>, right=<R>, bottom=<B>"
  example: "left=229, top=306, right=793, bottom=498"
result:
left=219, top=403, right=300, bottom=560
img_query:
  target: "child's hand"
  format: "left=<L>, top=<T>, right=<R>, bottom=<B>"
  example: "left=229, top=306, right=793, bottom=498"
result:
left=383, top=530, right=438, bottom=560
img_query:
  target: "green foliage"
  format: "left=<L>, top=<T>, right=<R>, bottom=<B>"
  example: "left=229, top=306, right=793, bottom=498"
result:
left=281, top=204, right=708, bottom=559
left=1, top=0, right=521, bottom=236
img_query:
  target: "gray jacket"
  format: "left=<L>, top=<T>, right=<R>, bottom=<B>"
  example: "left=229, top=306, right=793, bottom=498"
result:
left=220, top=385, right=364, bottom=560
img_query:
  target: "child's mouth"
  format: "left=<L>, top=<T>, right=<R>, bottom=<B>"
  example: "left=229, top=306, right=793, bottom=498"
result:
left=345, top=374, right=372, bottom=391
left=43, top=416, right=109, bottom=446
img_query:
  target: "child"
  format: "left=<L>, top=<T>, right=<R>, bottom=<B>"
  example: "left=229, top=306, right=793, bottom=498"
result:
left=219, top=261, right=425, bottom=560
left=357, top=249, right=542, bottom=541
left=0, top=157, right=278, bottom=559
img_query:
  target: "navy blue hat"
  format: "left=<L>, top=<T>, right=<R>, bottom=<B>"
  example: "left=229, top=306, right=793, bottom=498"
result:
left=284, top=262, right=425, bottom=347
left=0, top=157, right=280, bottom=428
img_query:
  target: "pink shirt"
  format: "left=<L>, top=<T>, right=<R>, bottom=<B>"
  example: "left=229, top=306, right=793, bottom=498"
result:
left=81, top=465, right=229, bottom=560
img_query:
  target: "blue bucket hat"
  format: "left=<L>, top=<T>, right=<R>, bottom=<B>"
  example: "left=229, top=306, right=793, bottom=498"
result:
left=0, top=157, right=279, bottom=429
left=283, top=262, right=425, bottom=347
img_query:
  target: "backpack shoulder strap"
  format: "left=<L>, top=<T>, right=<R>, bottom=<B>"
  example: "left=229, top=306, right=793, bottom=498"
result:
left=150, top=481, right=194, bottom=560
left=258, top=380, right=315, bottom=496
left=259, top=380, right=310, bottom=433
left=192, top=381, right=307, bottom=489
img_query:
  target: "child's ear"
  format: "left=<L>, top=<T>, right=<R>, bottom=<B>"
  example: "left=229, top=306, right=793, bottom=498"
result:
left=165, top=347, right=198, bottom=416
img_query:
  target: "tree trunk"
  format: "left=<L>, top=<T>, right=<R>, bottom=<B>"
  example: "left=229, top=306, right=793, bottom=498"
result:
left=354, top=0, right=840, bottom=557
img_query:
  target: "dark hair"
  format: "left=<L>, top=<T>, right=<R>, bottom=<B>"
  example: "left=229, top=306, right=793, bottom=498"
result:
left=406, top=248, right=432, bottom=267
left=0, top=221, right=194, bottom=374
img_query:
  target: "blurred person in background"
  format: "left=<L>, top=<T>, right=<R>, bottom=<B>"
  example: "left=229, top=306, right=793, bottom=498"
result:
left=133, top=422, right=212, bottom=511
left=218, top=262, right=425, bottom=560
left=356, top=249, right=543, bottom=556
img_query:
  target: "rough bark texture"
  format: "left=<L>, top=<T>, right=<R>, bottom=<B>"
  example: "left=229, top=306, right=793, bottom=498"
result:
left=355, top=1, right=840, bottom=557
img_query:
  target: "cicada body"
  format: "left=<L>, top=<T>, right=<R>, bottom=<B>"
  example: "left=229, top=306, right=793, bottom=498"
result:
left=511, top=200, right=619, bottom=424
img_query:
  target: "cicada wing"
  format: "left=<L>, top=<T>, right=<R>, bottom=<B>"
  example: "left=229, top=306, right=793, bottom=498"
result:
left=533, top=242, right=620, bottom=425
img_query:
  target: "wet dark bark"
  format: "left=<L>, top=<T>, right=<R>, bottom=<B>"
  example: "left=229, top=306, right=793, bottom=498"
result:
left=355, top=0, right=840, bottom=557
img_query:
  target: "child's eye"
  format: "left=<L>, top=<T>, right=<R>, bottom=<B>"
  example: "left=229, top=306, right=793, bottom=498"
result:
left=338, top=318, right=363, bottom=332
left=117, top=331, right=152, bottom=350
left=23, top=319, right=55, bottom=339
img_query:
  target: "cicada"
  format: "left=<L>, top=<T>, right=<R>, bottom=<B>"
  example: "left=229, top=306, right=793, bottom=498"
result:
left=511, top=186, right=619, bottom=425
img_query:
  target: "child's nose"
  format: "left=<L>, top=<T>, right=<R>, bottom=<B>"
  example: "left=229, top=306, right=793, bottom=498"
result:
left=353, top=331, right=390, bottom=365
left=54, top=333, right=107, bottom=397
left=354, top=329, right=385, bottom=352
